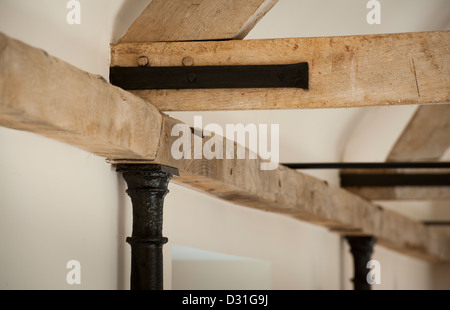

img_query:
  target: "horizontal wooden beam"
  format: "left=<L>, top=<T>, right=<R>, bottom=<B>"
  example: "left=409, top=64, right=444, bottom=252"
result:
left=388, top=105, right=450, bottom=162
left=2, top=32, right=450, bottom=262
left=118, top=0, right=279, bottom=43
left=111, top=31, right=450, bottom=111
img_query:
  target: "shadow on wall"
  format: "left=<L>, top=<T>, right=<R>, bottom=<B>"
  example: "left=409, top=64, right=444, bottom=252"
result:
left=111, top=0, right=151, bottom=43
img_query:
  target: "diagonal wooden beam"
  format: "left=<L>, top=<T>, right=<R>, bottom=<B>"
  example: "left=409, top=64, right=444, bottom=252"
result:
left=118, top=0, right=279, bottom=43
left=388, top=105, right=450, bottom=162
left=0, top=34, right=162, bottom=160
left=111, top=31, right=450, bottom=111
left=1, top=32, right=450, bottom=262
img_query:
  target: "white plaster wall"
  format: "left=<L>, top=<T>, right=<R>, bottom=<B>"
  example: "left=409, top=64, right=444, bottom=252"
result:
left=0, top=0, right=449, bottom=290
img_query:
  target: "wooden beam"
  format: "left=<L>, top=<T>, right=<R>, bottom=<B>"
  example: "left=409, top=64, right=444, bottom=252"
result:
left=0, top=33, right=162, bottom=161
left=111, top=115, right=450, bottom=262
left=2, top=32, right=450, bottom=262
left=111, top=31, right=450, bottom=111
left=118, top=0, right=279, bottom=43
left=388, top=105, right=450, bottom=162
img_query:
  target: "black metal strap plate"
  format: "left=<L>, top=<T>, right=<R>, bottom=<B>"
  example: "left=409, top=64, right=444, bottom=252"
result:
left=423, top=221, right=450, bottom=226
left=341, top=173, right=450, bottom=187
left=283, top=162, right=450, bottom=170
left=110, top=63, right=308, bottom=90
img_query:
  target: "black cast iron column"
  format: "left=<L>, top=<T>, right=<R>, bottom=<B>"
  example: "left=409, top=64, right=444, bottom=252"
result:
left=116, top=164, right=179, bottom=290
left=345, top=236, right=376, bottom=290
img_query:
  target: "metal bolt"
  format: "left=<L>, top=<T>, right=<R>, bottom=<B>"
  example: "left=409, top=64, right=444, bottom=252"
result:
left=182, top=56, right=194, bottom=67
left=187, top=72, right=197, bottom=83
left=138, top=56, right=149, bottom=67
